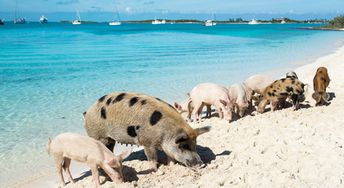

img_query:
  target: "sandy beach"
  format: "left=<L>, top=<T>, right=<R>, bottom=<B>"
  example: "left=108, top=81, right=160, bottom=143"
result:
left=20, top=45, right=344, bottom=188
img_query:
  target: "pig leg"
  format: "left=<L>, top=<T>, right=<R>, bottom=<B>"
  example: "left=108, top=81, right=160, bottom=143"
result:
left=101, top=164, right=122, bottom=183
left=90, top=164, right=100, bottom=187
left=144, top=146, right=158, bottom=171
left=270, top=101, right=279, bottom=111
left=54, top=155, right=65, bottom=187
left=99, top=137, right=116, bottom=152
left=205, top=105, right=211, bottom=118
left=62, top=158, right=75, bottom=184
left=192, top=102, right=202, bottom=122
left=214, top=103, right=223, bottom=119
left=257, top=98, right=269, bottom=113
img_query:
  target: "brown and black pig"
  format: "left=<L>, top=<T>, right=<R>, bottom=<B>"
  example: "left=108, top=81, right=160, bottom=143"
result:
left=258, top=78, right=305, bottom=113
left=83, top=92, right=210, bottom=171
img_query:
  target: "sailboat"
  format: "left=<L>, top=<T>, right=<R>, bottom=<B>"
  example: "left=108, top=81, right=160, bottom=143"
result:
left=13, top=0, right=26, bottom=24
left=248, top=18, right=259, bottom=25
left=72, top=10, right=81, bottom=25
left=204, top=11, right=216, bottom=26
left=109, top=7, right=121, bottom=26
left=0, top=19, right=4, bottom=25
left=152, top=18, right=166, bottom=25
left=39, top=15, right=48, bottom=23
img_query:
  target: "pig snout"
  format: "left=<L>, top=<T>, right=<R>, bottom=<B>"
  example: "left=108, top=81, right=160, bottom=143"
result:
left=185, top=154, right=203, bottom=167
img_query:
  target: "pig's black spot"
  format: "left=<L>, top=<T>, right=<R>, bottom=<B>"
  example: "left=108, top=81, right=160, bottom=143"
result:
left=83, top=111, right=87, bottom=116
left=113, top=93, right=126, bottom=103
left=141, top=100, right=147, bottom=105
left=296, top=89, right=302, bottom=94
left=136, top=126, right=140, bottom=130
left=98, top=95, right=107, bottom=102
left=106, top=97, right=113, bottom=105
left=286, top=86, right=294, bottom=93
left=281, top=78, right=286, bottom=82
left=270, top=85, right=273, bottom=88
left=292, top=80, right=296, bottom=84
left=100, top=107, right=107, bottom=119
left=129, top=97, right=138, bottom=107
left=268, top=92, right=275, bottom=97
left=127, top=126, right=137, bottom=137
left=273, top=89, right=277, bottom=92
left=150, top=111, right=162, bottom=126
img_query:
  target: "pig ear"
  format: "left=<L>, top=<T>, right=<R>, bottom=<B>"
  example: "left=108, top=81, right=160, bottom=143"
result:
left=174, top=102, right=181, bottom=110
left=119, top=149, right=132, bottom=162
left=219, top=99, right=227, bottom=106
left=194, top=126, right=211, bottom=136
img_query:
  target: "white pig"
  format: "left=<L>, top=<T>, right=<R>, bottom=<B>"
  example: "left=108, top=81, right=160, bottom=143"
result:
left=228, top=83, right=249, bottom=117
left=174, top=97, right=212, bottom=120
left=243, top=74, right=275, bottom=106
left=47, top=132, right=131, bottom=187
left=189, top=83, right=233, bottom=122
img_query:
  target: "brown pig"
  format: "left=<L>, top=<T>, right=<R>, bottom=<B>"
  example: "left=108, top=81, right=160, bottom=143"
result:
left=83, top=92, right=210, bottom=171
left=312, top=67, right=330, bottom=106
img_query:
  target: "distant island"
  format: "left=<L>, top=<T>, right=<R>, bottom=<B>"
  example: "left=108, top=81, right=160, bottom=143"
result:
left=312, top=15, right=344, bottom=30
left=58, top=18, right=328, bottom=24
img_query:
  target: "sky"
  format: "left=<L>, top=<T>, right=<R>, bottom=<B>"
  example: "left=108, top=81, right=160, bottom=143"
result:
left=0, top=0, right=343, bottom=21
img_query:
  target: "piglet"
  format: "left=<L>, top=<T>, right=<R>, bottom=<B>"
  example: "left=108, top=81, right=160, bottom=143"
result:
left=228, top=83, right=249, bottom=117
left=174, top=97, right=212, bottom=120
left=189, top=83, right=233, bottom=122
left=313, top=67, right=330, bottom=106
left=47, top=132, right=131, bottom=187
left=243, top=74, right=275, bottom=106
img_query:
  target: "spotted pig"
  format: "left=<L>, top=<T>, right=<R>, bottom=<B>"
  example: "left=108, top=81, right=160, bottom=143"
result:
left=312, top=67, right=330, bottom=106
left=258, top=78, right=305, bottom=113
left=83, top=92, right=210, bottom=171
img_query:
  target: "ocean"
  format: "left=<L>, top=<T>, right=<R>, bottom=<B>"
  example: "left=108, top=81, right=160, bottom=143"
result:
left=1, top=22, right=344, bottom=186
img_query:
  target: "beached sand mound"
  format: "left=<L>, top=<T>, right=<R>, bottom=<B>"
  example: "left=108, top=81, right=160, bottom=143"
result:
left=62, top=47, right=344, bottom=188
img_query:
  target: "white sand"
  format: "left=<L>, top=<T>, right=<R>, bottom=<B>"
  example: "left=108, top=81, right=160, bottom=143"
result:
left=22, top=46, right=344, bottom=188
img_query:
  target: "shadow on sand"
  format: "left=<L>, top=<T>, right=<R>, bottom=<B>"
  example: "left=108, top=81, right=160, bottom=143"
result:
left=70, top=146, right=231, bottom=184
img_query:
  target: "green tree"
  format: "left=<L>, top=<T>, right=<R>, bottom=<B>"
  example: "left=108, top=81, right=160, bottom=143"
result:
left=330, top=15, right=344, bottom=28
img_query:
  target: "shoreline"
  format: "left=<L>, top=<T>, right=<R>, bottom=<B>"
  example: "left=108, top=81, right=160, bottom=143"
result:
left=17, top=43, right=344, bottom=187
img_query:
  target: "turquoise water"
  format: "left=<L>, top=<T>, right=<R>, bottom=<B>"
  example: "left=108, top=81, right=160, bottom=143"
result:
left=1, top=23, right=344, bottom=185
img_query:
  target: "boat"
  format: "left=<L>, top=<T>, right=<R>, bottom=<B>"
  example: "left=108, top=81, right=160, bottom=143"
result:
left=0, top=19, right=4, bottom=25
left=152, top=19, right=166, bottom=25
left=204, top=11, right=216, bottom=26
left=14, top=17, right=26, bottom=24
left=13, top=0, right=26, bottom=24
left=248, top=18, right=259, bottom=25
left=281, top=20, right=286, bottom=24
left=204, top=20, right=216, bottom=26
left=72, top=10, right=81, bottom=25
left=109, top=6, right=121, bottom=26
left=39, top=15, right=48, bottom=23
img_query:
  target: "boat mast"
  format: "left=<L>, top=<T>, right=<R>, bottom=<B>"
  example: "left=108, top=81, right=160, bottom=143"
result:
left=115, top=6, right=121, bottom=21
left=76, top=10, right=81, bottom=21
left=14, top=0, right=18, bottom=20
